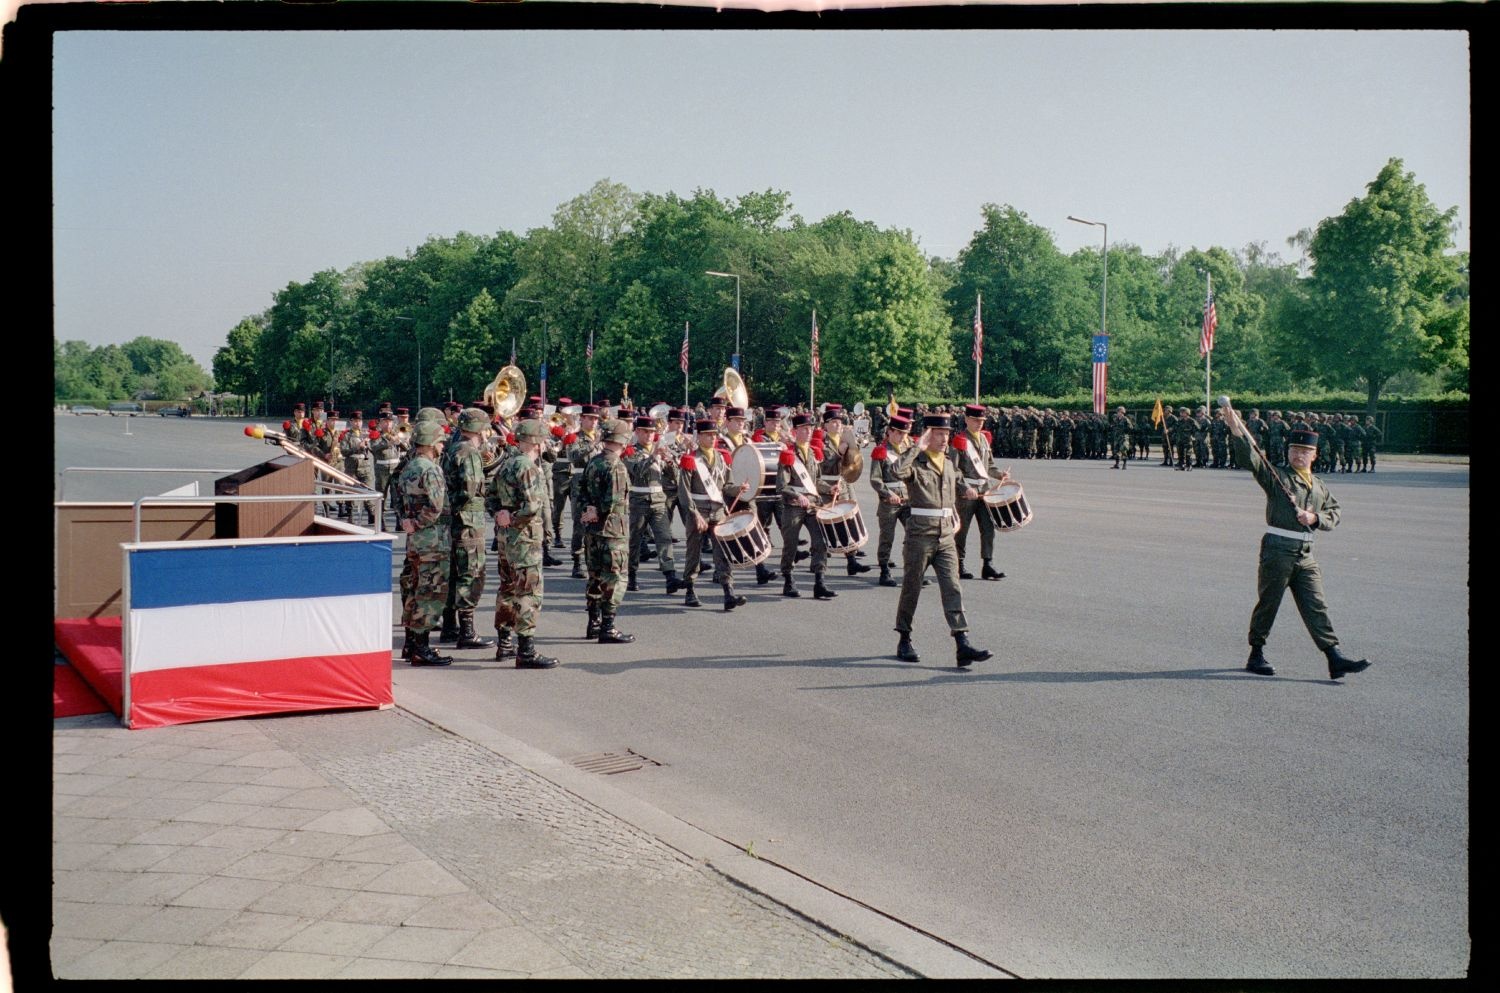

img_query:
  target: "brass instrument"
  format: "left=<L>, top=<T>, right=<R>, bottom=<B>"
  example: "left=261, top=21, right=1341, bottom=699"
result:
left=714, top=367, right=749, bottom=411
left=839, top=438, right=864, bottom=484
left=484, top=364, right=527, bottom=418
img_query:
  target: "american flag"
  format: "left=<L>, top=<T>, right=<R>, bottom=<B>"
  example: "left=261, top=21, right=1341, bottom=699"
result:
left=972, top=292, right=984, bottom=364
left=1199, top=288, right=1218, bottom=356
left=586, top=329, right=594, bottom=365
left=1091, top=335, right=1108, bottom=415
left=679, top=323, right=690, bottom=374
left=538, top=362, right=548, bottom=404
left=810, top=311, right=821, bottom=376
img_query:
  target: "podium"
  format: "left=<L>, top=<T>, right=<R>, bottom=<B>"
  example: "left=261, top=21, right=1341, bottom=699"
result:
left=214, top=454, right=315, bottom=538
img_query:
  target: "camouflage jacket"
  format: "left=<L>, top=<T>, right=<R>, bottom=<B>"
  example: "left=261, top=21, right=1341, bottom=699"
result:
left=397, top=454, right=449, bottom=553
left=445, top=437, right=490, bottom=529
left=487, top=449, right=548, bottom=567
left=579, top=451, right=630, bottom=539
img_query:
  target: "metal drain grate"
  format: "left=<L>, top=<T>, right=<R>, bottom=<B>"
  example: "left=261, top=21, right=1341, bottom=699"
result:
left=568, top=749, right=663, bottom=775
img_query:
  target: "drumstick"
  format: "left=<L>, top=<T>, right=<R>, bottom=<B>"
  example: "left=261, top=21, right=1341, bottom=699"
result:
left=1219, top=396, right=1306, bottom=522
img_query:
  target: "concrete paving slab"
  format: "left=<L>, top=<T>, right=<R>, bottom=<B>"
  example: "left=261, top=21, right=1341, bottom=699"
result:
left=52, top=840, right=123, bottom=870
left=53, top=773, right=124, bottom=797
left=251, top=766, right=331, bottom=789
left=141, top=843, right=244, bottom=875
left=129, top=820, right=224, bottom=845
left=50, top=901, right=158, bottom=940
left=197, top=910, right=315, bottom=950
left=334, top=956, right=444, bottom=979
left=234, top=805, right=330, bottom=830
left=236, top=950, right=355, bottom=978
left=275, top=919, right=394, bottom=957
left=403, top=891, right=518, bottom=930
left=55, top=939, right=185, bottom=979
left=324, top=890, right=433, bottom=926
left=299, top=806, right=390, bottom=836
left=227, top=749, right=307, bottom=769
left=448, top=925, right=576, bottom=973
left=116, top=905, right=239, bottom=945
left=261, top=829, right=356, bottom=859
left=214, top=783, right=299, bottom=806
left=85, top=842, right=178, bottom=872
left=141, top=943, right=267, bottom=979
left=279, top=785, right=363, bottom=810
left=168, top=873, right=283, bottom=910
left=191, top=765, right=277, bottom=784
left=291, top=857, right=390, bottom=890
left=47, top=936, right=104, bottom=971
left=331, top=833, right=427, bottom=864
left=364, top=858, right=471, bottom=897
left=156, top=779, right=250, bottom=800
left=191, top=824, right=289, bottom=850
left=360, top=925, right=478, bottom=964
left=246, top=881, right=355, bottom=918
left=219, top=851, right=321, bottom=882
left=174, top=800, right=261, bottom=825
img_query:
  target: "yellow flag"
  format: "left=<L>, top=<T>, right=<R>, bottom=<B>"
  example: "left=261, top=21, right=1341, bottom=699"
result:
left=1151, top=397, right=1165, bottom=428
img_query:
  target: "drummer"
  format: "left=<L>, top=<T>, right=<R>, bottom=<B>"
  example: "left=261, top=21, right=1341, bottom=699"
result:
left=818, top=406, right=871, bottom=577
left=891, top=412, right=998, bottom=668
left=676, top=419, right=752, bottom=611
left=952, top=403, right=1005, bottom=581
left=743, top=406, right=786, bottom=587
left=776, top=412, right=839, bottom=601
left=869, top=413, right=922, bottom=588
left=723, top=406, right=752, bottom=450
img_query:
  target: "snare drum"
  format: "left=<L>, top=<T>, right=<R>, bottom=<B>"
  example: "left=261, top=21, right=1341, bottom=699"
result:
left=712, top=511, right=772, bottom=567
left=815, top=500, right=869, bottom=554
left=730, top=443, right=783, bottom=503
left=982, top=481, right=1033, bottom=531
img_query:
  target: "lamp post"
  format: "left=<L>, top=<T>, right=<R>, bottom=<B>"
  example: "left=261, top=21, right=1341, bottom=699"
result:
left=393, top=316, right=418, bottom=410
left=1067, top=215, right=1108, bottom=341
left=705, top=270, right=741, bottom=371
left=515, top=297, right=548, bottom=398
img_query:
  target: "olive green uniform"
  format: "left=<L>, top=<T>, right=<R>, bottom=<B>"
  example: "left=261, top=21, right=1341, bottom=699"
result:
left=891, top=446, right=969, bottom=636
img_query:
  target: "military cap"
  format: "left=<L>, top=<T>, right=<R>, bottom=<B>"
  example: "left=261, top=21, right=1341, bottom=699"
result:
left=350, top=410, right=363, bottom=420
left=791, top=413, right=815, bottom=428
left=668, top=408, right=688, bottom=422
left=822, top=407, right=843, bottom=423
left=603, top=421, right=634, bottom=445
left=459, top=407, right=490, bottom=433
left=888, top=415, right=913, bottom=431
left=412, top=421, right=444, bottom=446
left=922, top=413, right=954, bottom=431
left=415, top=406, right=444, bottom=423
left=695, top=418, right=719, bottom=433
left=724, top=406, right=746, bottom=419
left=633, top=416, right=655, bottom=430
left=579, top=403, right=601, bottom=417
left=964, top=403, right=986, bottom=418
left=1288, top=429, right=1319, bottom=449
left=763, top=407, right=783, bottom=420
left=396, top=407, right=410, bottom=416
left=515, top=419, right=549, bottom=441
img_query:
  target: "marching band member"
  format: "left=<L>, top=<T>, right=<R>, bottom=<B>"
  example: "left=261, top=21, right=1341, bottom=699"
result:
left=625, top=416, right=683, bottom=596
left=566, top=403, right=604, bottom=578
left=952, top=403, right=1004, bottom=581
left=777, top=413, right=838, bottom=600
left=869, top=414, right=919, bottom=588
left=818, top=406, right=871, bottom=576
left=891, top=413, right=997, bottom=668
left=676, top=420, right=751, bottom=611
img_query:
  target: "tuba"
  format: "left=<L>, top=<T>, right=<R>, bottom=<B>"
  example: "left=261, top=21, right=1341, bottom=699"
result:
left=714, top=367, right=749, bottom=411
left=484, top=364, right=527, bottom=418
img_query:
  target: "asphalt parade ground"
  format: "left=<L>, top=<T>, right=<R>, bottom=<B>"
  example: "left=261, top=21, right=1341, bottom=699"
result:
left=44, top=413, right=1470, bottom=980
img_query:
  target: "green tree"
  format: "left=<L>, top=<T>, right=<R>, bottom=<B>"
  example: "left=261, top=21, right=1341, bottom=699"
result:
left=1291, top=158, right=1463, bottom=412
left=435, top=289, right=507, bottom=403
left=595, top=281, right=672, bottom=403
left=214, top=317, right=266, bottom=409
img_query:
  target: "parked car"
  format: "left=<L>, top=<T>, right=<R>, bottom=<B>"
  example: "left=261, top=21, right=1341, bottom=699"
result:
left=70, top=405, right=104, bottom=415
left=158, top=405, right=191, bottom=417
left=108, top=402, right=143, bottom=416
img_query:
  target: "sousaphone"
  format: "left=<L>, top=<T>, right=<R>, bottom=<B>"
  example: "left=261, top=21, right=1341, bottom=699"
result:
left=484, top=364, right=527, bottom=418
left=714, top=367, right=749, bottom=411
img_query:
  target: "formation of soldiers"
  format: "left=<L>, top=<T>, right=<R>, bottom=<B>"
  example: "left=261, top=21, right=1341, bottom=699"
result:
left=272, top=391, right=1382, bottom=672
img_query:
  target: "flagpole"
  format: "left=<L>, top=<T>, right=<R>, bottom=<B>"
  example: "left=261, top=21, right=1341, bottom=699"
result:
left=973, top=291, right=982, bottom=404
left=682, top=321, right=690, bottom=408
left=809, top=309, right=816, bottom=411
left=1203, top=272, right=1213, bottom=413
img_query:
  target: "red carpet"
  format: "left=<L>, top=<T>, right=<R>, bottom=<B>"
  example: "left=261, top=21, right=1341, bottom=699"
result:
left=54, top=617, right=124, bottom=718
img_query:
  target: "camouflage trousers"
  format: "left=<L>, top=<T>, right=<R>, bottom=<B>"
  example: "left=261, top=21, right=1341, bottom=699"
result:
left=584, top=533, right=628, bottom=609
left=494, top=558, right=544, bottom=637
left=401, top=544, right=451, bottom=631
left=955, top=495, right=995, bottom=562
left=448, top=524, right=487, bottom=612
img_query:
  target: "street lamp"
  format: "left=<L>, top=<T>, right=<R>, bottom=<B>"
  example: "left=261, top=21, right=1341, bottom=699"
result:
left=1067, top=215, right=1108, bottom=341
left=393, top=316, right=418, bottom=410
left=515, top=298, right=550, bottom=399
left=705, top=271, right=741, bottom=371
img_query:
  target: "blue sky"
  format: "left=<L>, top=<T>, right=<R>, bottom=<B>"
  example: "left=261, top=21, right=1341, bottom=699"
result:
left=51, top=27, right=1469, bottom=369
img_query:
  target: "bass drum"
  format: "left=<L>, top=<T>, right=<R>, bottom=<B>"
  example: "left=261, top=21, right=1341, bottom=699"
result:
left=815, top=500, right=869, bottom=554
left=982, top=481, right=1034, bottom=531
left=731, top=442, right=784, bottom=503
left=712, top=510, right=772, bottom=567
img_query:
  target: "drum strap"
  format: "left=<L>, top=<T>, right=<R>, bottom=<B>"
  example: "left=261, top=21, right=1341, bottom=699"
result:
left=789, top=456, right=818, bottom=495
left=693, top=457, right=724, bottom=505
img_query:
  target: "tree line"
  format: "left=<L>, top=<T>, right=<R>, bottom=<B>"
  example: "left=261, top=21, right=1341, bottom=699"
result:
left=57, top=158, right=1468, bottom=417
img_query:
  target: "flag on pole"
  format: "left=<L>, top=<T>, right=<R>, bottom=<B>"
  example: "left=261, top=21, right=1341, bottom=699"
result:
left=586, top=329, right=594, bottom=366
left=679, top=323, right=690, bottom=374
left=1091, top=335, right=1109, bottom=415
left=1200, top=287, right=1218, bottom=356
left=972, top=293, right=984, bottom=364
left=1151, top=396, right=1164, bottom=429
left=810, top=311, right=821, bottom=376
left=538, top=361, right=548, bottom=404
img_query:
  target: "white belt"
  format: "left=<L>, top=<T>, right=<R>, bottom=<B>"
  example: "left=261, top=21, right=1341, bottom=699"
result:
left=819, top=474, right=842, bottom=482
left=377, top=459, right=399, bottom=466
left=789, top=486, right=814, bottom=496
left=1266, top=525, right=1313, bottom=542
left=691, top=493, right=720, bottom=503
left=630, top=486, right=664, bottom=495
left=909, top=507, right=950, bottom=517
left=964, top=477, right=989, bottom=487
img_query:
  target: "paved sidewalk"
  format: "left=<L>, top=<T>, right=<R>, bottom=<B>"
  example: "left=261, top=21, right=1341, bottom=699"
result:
left=51, top=697, right=1001, bottom=979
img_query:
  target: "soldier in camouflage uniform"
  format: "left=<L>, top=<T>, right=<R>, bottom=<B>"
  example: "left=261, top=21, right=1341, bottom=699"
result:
left=487, top=418, right=558, bottom=669
left=1208, top=408, right=1228, bottom=468
left=439, top=409, right=497, bottom=651
left=1110, top=406, right=1134, bottom=469
left=397, top=421, right=454, bottom=667
left=1361, top=415, right=1382, bottom=472
left=624, top=415, right=683, bottom=596
left=566, top=404, right=604, bottom=579
left=580, top=420, right=636, bottom=643
left=1172, top=408, right=1195, bottom=471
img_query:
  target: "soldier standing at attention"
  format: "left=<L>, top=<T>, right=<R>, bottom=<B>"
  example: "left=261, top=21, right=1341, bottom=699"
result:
left=339, top=409, right=378, bottom=526
left=580, top=420, right=636, bottom=644
left=1222, top=400, right=1371, bottom=681
left=371, top=410, right=403, bottom=530
left=625, top=415, right=683, bottom=596
left=1361, top=415, right=1382, bottom=472
left=952, top=404, right=1003, bottom=581
left=891, top=413, right=997, bottom=668
left=487, top=418, right=559, bottom=669
left=397, top=420, right=454, bottom=667
left=443, top=408, right=497, bottom=652
left=1110, top=405, right=1134, bottom=469
left=566, top=404, right=604, bottom=579
left=1173, top=407, right=1195, bottom=471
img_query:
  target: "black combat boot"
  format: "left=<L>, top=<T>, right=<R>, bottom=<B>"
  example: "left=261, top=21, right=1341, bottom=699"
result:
left=571, top=555, right=585, bottom=580
left=641, top=543, right=657, bottom=562
left=664, top=571, right=683, bottom=595
left=552, top=533, right=565, bottom=549
left=543, top=546, right=562, bottom=567
left=405, top=630, right=453, bottom=667
left=683, top=581, right=702, bottom=608
left=723, top=584, right=747, bottom=611
left=437, top=608, right=459, bottom=643
left=1246, top=645, right=1275, bottom=676
left=494, top=629, right=514, bottom=661
left=954, top=632, right=992, bottom=667
left=812, top=573, right=838, bottom=600
left=959, top=560, right=974, bottom=580
left=585, top=602, right=601, bottom=639
left=782, top=573, right=801, bottom=598
left=515, top=635, right=558, bottom=669
left=981, top=560, right=1005, bottom=581
left=878, top=563, right=899, bottom=587
left=627, top=569, right=640, bottom=592
left=846, top=555, right=871, bottom=575
left=896, top=634, right=920, bottom=663
left=1325, top=646, right=1370, bottom=680
left=598, top=611, right=635, bottom=644
left=456, top=611, right=495, bottom=650
left=756, top=563, right=776, bottom=586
